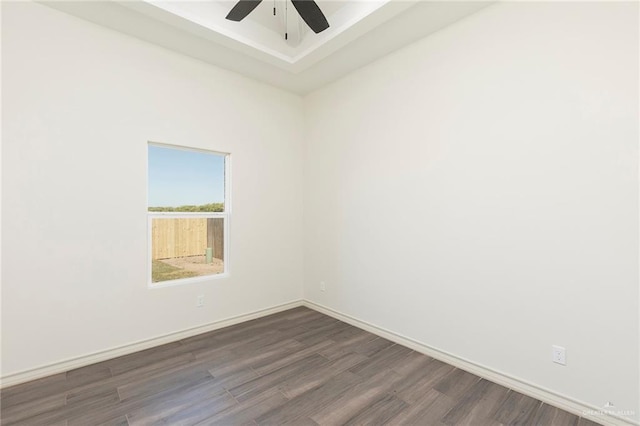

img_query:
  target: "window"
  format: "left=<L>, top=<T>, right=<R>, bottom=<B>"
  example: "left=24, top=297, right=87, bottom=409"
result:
left=148, top=143, right=229, bottom=286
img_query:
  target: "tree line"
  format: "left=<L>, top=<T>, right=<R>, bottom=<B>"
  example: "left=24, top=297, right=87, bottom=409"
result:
left=148, top=203, right=224, bottom=212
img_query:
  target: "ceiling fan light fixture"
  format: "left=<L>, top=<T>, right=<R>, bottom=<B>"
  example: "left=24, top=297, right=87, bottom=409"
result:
left=225, top=0, right=330, bottom=34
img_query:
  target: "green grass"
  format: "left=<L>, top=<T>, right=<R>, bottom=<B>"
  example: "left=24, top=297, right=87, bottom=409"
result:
left=152, top=260, right=198, bottom=283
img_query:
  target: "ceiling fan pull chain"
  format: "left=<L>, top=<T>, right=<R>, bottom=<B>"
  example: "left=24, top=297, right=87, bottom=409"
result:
left=273, top=0, right=276, bottom=16
left=225, top=0, right=329, bottom=34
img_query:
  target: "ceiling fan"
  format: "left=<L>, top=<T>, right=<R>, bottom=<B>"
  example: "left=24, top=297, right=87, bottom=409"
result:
left=225, top=0, right=330, bottom=34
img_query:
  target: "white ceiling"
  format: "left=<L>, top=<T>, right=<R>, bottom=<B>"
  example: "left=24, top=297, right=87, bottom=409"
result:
left=40, top=1, right=494, bottom=94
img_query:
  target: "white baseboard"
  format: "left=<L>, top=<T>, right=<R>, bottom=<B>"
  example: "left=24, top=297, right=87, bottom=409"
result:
left=302, top=300, right=638, bottom=426
left=0, top=300, right=303, bottom=389
left=2, top=298, right=636, bottom=426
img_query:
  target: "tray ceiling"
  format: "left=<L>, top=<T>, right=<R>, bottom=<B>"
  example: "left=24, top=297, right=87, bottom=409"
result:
left=39, top=1, right=494, bottom=94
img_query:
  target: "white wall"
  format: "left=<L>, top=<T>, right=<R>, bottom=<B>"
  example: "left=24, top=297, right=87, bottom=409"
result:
left=2, top=0, right=639, bottom=421
left=304, top=1, right=639, bottom=420
left=1, top=2, right=304, bottom=376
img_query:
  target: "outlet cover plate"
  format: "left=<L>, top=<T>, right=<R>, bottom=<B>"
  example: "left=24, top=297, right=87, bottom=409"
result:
left=552, top=345, right=566, bottom=365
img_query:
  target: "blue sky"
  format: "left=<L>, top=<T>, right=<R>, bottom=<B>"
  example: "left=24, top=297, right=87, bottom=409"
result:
left=148, top=145, right=225, bottom=207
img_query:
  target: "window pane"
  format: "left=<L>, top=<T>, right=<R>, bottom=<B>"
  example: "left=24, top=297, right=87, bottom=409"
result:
left=148, top=145, right=225, bottom=212
left=151, top=217, right=225, bottom=283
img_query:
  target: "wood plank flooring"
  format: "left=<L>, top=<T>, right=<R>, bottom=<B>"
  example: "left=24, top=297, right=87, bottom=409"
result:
left=0, top=307, right=602, bottom=426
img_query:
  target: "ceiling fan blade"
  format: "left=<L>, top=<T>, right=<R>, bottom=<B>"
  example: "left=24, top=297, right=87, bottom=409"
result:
left=291, top=0, right=329, bottom=33
left=226, top=0, right=263, bottom=21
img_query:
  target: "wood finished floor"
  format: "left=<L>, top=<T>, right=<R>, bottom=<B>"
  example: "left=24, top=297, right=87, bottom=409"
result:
left=1, top=307, right=602, bottom=426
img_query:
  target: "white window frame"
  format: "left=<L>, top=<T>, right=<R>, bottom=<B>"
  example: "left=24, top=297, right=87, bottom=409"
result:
left=147, top=142, right=230, bottom=288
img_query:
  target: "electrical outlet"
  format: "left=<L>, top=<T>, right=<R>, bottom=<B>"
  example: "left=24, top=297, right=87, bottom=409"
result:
left=196, top=295, right=205, bottom=308
left=320, top=281, right=326, bottom=292
left=552, top=345, right=566, bottom=365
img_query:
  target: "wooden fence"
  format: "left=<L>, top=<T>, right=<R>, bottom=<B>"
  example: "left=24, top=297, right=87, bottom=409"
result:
left=151, top=218, right=224, bottom=260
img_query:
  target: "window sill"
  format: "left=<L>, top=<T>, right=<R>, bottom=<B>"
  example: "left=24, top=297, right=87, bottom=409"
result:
left=148, top=272, right=230, bottom=289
